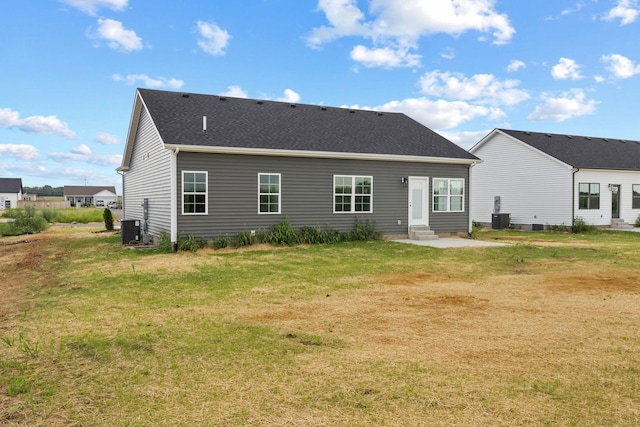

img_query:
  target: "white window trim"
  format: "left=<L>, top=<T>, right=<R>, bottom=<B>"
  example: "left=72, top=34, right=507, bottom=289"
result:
left=432, top=178, right=465, bottom=213
left=181, top=170, right=208, bottom=215
left=258, top=173, right=281, bottom=215
left=333, top=175, right=373, bottom=214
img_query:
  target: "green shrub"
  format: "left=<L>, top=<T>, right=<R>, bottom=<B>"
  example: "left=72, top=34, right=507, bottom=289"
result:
left=636, top=215, right=640, bottom=227
left=572, top=217, right=596, bottom=233
left=213, top=236, right=230, bottom=249
left=41, top=208, right=57, bottom=223
left=156, top=231, right=173, bottom=252
left=268, top=217, right=299, bottom=245
left=236, top=231, right=256, bottom=247
left=103, top=208, right=114, bottom=231
left=0, top=206, right=49, bottom=236
left=350, top=218, right=380, bottom=241
left=179, top=234, right=200, bottom=252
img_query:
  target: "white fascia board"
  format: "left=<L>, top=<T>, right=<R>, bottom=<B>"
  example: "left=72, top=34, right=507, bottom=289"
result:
left=119, top=90, right=165, bottom=171
left=468, top=128, right=499, bottom=153
left=164, top=144, right=479, bottom=165
left=473, top=129, right=574, bottom=171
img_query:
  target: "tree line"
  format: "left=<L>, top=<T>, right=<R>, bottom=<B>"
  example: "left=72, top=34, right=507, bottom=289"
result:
left=24, top=186, right=64, bottom=196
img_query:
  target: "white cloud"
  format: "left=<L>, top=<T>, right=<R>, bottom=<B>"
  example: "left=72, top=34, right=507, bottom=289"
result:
left=528, top=89, right=598, bottom=122
left=60, top=0, right=128, bottom=16
left=0, top=108, right=76, bottom=138
left=95, top=132, right=121, bottom=145
left=219, top=86, right=249, bottom=98
left=348, top=97, right=503, bottom=130
left=49, top=149, right=122, bottom=166
left=602, top=0, right=639, bottom=25
left=440, top=47, right=455, bottom=60
left=112, top=74, right=184, bottom=89
left=92, top=18, right=143, bottom=52
left=418, top=70, right=530, bottom=106
left=350, top=44, right=421, bottom=68
left=601, top=53, right=640, bottom=78
left=277, top=89, right=301, bottom=103
left=196, top=21, right=231, bottom=56
left=437, top=129, right=492, bottom=149
left=551, top=57, right=584, bottom=80
left=308, top=0, right=515, bottom=48
left=0, top=144, right=41, bottom=161
left=71, top=144, right=92, bottom=155
left=507, top=59, right=526, bottom=73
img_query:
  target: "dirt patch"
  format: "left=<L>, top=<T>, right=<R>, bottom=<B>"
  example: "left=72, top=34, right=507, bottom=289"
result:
left=0, top=233, right=48, bottom=324
left=544, top=270, right=640, bottom=293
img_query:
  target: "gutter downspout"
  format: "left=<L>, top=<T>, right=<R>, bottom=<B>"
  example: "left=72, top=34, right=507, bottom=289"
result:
left=572, top=168, right=579, bottom=230
left=170, top=147, right=179, bottom=251
left=468, top=162, right=477, bottom=236
left=116, top=169, right=125, bottom=219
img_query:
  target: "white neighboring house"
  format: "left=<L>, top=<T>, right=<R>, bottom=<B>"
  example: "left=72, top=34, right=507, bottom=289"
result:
left=470, top=129, right=640, bottom=229
left=63, top=186, right=117, bottom=207
left=0, top=178, right=24, bottom=209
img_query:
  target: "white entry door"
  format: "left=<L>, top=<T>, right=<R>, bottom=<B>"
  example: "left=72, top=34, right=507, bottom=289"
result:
left=408, top=177, right=429, bottom=227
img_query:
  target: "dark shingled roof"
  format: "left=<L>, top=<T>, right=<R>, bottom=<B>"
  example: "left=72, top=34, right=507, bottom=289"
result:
left=500, top=129, right=640, bottom=170
left=0, top=178, right=22, bottom=193
left=63, top=186, right=116, bottom=196
left=138, top=88, right=478, bottom=161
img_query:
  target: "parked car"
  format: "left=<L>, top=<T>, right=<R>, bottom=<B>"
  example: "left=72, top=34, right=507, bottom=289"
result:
left=95, top=200, right=105, bottom=207
left=108, top=201, right=122, bottom=209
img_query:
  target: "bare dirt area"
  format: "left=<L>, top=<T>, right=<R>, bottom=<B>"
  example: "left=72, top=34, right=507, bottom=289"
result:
left=0, top=233, right=50, bottom=325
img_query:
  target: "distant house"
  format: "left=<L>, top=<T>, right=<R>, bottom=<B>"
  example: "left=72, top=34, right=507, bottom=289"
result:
left=64, top=186, right=117, bottom=207
left=470, top=129, right=640, bottom=229
left=117, top=88, right=480, bottom=245
left=0, top=178, right=24, bottom=209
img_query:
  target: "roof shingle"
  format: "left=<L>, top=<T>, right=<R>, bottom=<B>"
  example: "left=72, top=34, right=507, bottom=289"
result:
left=138, top=88, right=478, bottom=161
left=500, top=129, right=640, bottom=170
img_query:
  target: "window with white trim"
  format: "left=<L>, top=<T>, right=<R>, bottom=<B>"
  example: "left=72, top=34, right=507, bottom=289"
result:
left=182, top=171, right=208, bottom=215
left=433, top=178, right=464, bottom=212
left=259, top=173, right=281, bottom=214
left=334, top=175, right=372, bottom=213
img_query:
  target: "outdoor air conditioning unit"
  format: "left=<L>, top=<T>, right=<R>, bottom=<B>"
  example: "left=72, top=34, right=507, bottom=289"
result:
left=121, top=219, right=141, bottom=245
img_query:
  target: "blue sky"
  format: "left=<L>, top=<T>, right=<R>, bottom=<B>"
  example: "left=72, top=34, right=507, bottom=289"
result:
left=1, top=0, right=639, bottom=191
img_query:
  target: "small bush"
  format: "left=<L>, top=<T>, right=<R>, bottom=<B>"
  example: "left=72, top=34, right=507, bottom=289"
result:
left=179, top=234, right=200, bottom=252
left=350, top=218, right=380, bottom=241
left=213, top=236, right=230, bottom=249
left=156, top=231, right=173, bottom=252
left=236, top=231, right=256, bottom=247
left=635, top=214, right=640, bottom=227
left=572, top=217, right=596, bottom=233
left=41, top=208, right=57, bottom=223
left=0, top=206, right=49, bottom=236
left=103, top=208, right=114, bottom=231
left=268, top=217, right=299, bottom=245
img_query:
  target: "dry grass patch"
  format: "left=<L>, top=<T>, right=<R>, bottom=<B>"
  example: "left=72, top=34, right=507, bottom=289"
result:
left=1, top=228, right=640, bottom=425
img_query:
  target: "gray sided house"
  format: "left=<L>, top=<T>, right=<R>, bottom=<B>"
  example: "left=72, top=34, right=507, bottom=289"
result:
left=118, top=89, right=479, bottom=244
left=0, top=178, right=23, bottom=209
left=470, top=129, right=640, bottom=229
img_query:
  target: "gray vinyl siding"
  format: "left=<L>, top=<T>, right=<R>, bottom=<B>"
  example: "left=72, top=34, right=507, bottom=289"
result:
left=175, top=152, right=470, bottom=239
left=122, top=107, right=172, bottom=237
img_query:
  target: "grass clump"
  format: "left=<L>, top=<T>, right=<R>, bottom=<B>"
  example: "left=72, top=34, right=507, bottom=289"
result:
left=572, top=216, right=596, bottom=233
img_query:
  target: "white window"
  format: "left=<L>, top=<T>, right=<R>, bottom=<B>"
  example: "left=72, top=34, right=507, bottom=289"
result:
left=182, top=171, right=208, bottom=215
left=334, top=175, right=372, bottom=213
left=259, top=173, right=281, bottom=214
left=433, top=178, right=464, bottom=212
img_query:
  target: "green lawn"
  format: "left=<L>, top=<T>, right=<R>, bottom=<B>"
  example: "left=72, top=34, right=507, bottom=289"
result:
left=1, top=228, right=639, bottom=425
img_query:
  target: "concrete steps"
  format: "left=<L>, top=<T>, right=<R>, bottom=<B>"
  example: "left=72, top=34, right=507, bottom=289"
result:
left=409, top=225, right=439, bottom=241
left=611, top=219, right=634, bottom=230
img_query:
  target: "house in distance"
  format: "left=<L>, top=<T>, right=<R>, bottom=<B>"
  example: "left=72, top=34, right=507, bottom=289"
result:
left=470, top=129, right=640, bottom=230
left=117, top=88, right=480, bottom=245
